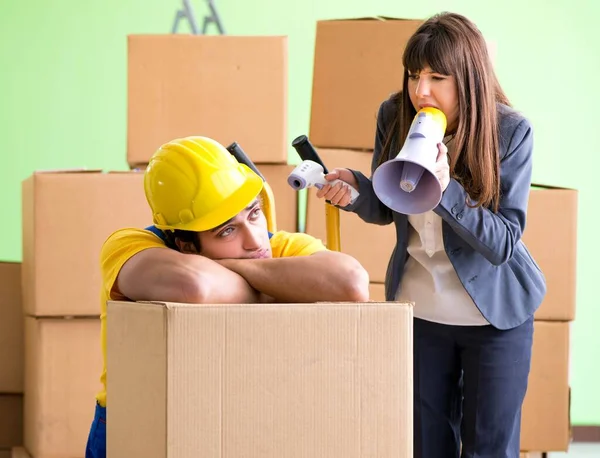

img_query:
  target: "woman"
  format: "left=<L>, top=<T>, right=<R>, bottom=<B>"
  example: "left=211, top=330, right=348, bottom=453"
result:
left=316, top=11, right=546, bottom=458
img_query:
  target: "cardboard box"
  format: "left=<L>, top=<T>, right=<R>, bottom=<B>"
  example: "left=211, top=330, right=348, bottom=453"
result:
left=369, top=283, right=386, bottom=302
left=128, top=35, right=288, bottom=166
left=24, top=317, right=102, bottom=458
left=304, top=148, right=395, bottom=283
left=22, top=171, right=151, bottom=316
left=523, top=186, right=577, bottom=321
left=0, top=262, right=23, bottom=393
left=107, top=300, right=413, bottom=458
left=521, top=321, right=570, bottom=451
left=309, top=17, right=498, bottom=150
left=0, top=395, right=22, bottom=449
left=259, top=164, right=299, bottom=233
left=310, top=17, right=423, bottom=150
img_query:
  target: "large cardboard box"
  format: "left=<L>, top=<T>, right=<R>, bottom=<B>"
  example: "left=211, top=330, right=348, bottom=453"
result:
left=0, top=262, right=23, bottom=393
left=304, top=148, right=395, bottom=283
left=24, top=317, right=102, bottom=458
left=523, top=186, right=577, bottom=321
left=521, top=321, right=570, bottom=451
left=0, top=395, right=22, bottom=450
left=259, top=164, right=299, bottom=233
left=107, top=301, right=413, bottom=458
left=128, top=35, right=288, bottom=166
left=310, top=17, right=423, bottom=150
left=22, top=171, right=150, bottom=316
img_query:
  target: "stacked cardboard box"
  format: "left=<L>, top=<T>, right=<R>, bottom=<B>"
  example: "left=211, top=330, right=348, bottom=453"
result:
left=306, top=17, right=423, bottom=292
left=305, top=17, right=576, bottom=454
left=519, top=187, right=577, bottom=452
left=0, top=263, right=23, bottom=457
left=126, top=35, right=299, bottom=232
left=18, top=171, right=151, bottom=458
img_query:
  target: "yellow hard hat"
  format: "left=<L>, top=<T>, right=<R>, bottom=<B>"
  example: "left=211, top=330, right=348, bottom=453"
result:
left=144, top=136, right=264, bottom=232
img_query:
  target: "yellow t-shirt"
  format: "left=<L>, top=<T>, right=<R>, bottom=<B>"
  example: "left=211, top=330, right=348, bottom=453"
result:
left=96, top=227, right=327, bottom=407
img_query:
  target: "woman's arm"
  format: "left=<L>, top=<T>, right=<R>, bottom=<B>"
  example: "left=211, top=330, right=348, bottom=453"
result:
left=434, top=116, right=534, bottom=266
left=329, top=99, right=397, bottom=226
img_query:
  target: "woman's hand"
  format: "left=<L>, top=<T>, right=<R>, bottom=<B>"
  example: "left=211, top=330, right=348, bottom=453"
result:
left=434, top=142, right=450, bottom=191
left=314, top=168, right=359, bottom=207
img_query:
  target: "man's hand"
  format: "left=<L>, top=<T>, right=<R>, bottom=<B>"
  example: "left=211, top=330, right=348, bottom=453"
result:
left=216, top=251, right=370, bottom=303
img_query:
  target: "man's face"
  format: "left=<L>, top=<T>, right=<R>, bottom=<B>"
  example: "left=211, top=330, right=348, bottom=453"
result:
left=197, top=199, right=272, bottom=260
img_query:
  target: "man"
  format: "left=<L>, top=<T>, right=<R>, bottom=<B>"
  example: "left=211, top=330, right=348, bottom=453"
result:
left=85, top=136, right=370, bottom=458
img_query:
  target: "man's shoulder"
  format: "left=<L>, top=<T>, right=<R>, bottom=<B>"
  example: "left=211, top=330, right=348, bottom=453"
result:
left=269, top=231, right=327, bottom=258
left=103, top=226, right=166, bottom=247
left=101, top=226, right=168, bottom=261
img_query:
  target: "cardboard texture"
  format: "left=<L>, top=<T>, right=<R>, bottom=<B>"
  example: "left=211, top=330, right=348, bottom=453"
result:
left=127, top=35, right=288, bottom=166
left=10, top=449, right=30, bottom=458
left=21, top=171, right=151, bottom=316
left=23, top=317, right=102, bottom=458
left=310, top=18, right=423, bottom=150
left=258, top=164, right=299, bottom=233
left=304, top=148, right=395, bottom=282
left=107, top=301, right=413, bottom=458
left=0, top=262, right=23, bottom=393
left=521, top=321, right=570, bottom=452
left=0, top=395, right=23, bottom=449
left=309, top=17, right=497, bottom=150
left=523, top=187, right=577, bottom=321
left=368, top=283, right=386, bottom=302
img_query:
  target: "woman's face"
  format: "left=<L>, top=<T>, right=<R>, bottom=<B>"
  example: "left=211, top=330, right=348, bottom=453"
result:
left=407, top=65, right=459, bottom=134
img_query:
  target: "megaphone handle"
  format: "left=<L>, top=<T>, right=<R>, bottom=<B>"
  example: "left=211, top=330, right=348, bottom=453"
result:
left=325, top=203, right=341, bottom=252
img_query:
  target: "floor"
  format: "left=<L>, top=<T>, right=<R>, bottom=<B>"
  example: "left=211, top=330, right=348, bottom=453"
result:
left=548, top=443, right=600, bottom=456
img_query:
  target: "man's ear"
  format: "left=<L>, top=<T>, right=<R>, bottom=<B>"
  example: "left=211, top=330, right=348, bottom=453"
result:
left=175, top=238, right=199, bottom=254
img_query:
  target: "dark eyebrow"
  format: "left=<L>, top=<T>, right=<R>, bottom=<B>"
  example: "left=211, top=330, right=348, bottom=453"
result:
left=209, top=199, right=260, bottom=233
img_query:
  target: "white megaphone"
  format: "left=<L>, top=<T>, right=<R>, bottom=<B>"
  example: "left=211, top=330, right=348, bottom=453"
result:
left=372, top=107, right=447, bottom=215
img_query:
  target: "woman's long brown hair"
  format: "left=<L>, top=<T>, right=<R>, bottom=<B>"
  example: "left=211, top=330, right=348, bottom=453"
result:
left=377, top=12, right=510, bottom=212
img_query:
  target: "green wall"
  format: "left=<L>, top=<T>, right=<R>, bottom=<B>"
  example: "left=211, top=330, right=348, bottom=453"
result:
left=1, top=0, right=598, bottom=424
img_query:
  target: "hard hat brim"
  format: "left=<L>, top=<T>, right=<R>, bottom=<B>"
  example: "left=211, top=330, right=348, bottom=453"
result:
left=154, top=165, right=265, bottom=233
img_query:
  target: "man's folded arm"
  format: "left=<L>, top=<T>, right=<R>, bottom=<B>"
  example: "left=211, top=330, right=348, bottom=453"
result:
left=218, top=250, right=370, bottom=303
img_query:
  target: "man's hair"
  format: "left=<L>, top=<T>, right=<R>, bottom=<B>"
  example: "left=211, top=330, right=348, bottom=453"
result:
left=163, top=229, right=201, bottom=253
left=378, top=12, right=509, bottom=212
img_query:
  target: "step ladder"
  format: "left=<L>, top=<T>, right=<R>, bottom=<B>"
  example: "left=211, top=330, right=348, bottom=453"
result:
left=172, top=0, right=225, bottom=35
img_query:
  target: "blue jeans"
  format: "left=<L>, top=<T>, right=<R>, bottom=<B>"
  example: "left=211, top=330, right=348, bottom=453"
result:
left=85, top=402, right=106, bottom=458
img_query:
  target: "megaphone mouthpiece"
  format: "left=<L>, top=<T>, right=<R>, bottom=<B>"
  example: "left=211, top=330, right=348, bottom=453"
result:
left=371, top=107, right=447, bottom=215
